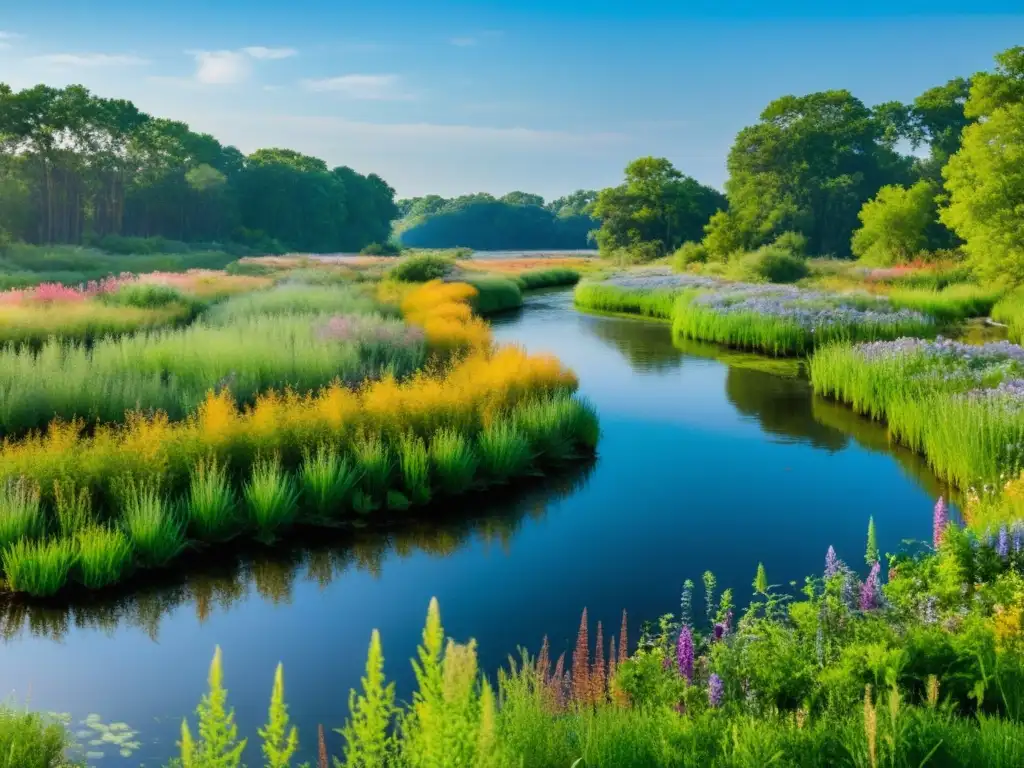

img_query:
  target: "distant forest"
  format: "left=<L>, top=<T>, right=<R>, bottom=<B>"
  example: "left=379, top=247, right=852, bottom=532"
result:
left=0, top=84, right=398, bottom=254
left=394, top=190, right=599, bottom=250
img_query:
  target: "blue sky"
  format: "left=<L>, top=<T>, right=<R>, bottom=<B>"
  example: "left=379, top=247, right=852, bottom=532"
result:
left=2, top=3, right=1023, bottom=199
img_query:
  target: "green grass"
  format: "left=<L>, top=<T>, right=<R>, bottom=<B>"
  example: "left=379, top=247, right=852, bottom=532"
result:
left=0, top=478, right=43, bottom=549
left=0, top=706, right=82, bottom=768
left=353, top=434, right=393, bottom=506
left=186, top=458, right=237, bottom=541
left=119, top=480, right=185, bottom=567
left=1, top=538, right=77, bottom=596
left=299, top=444, right=361, bottom=519
left=389, top=253, right=454, bottom=282
left=243, top=456, right=299, bottom=541
left=514, top=395, right=601, bottom=461
left=76, top=526, right=133, bottom=589
left=203, top=283, right=380, bottom=323
left=53, top=480, right=93, bottom=537
left=463, top=275, right=524, bottom=315
left=477, top=422, right=532, bottom=483
left=574, top=282, right=678, bottom=319
left=428, top=428, right=479, bottom=495
left=993, top=287, right=1024, bottom=343
left=398, top=433, right=431, bottom=505
left=888, top=284, right=1005, bottom=322
left=514, top=268, right=581, bottom=290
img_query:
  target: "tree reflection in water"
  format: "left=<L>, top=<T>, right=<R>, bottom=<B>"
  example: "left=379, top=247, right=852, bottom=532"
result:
left=0, top=460, right=594, bottom=643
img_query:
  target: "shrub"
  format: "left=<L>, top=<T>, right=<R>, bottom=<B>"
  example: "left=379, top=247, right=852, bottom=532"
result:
left=742, top=246, right=809, bottom=284
left=513, top=268, right=581, bottom=291
left=360, top=242, right=402, bottom=256
left=76, top=526, right=133, bottom=589
left=771, top=230, right=808, bottom=256
left=300, top=444, right=360, bottom=519
left=389, top=254, right=454, bottom=282
left=101, top=282, right=188, bottom=309
left=671, top=242, right=709, bottom=271
left=244, top=456, right=299, bottom=541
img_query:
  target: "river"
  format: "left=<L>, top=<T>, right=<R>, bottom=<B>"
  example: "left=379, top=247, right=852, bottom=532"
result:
left=0, top=289, right=950, bottom=766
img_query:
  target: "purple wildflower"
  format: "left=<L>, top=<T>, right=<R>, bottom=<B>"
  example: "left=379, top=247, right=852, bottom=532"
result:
left=824, top=546, right=839, bottom=578
left=840, top=570, right=857, bottom=609
left=1013, top=523, right=1024, bottom=554
left=860, top=562, right=881, bottom=611
left=713, top=623, right=725, bottom=641
left=997, top=525, right=1010, bottom=559
left=677, top=625, right=694, bottom=684
left=708, top=673, right=724, bottom=708
left=933, top=497, right=948, bottom=549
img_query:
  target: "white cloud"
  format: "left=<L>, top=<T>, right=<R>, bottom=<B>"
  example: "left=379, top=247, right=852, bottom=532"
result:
left=449, top=37, right=478, bottom=47
left=301, top=74, right=413, bottom=101
left=190, top=50, right=251, bottom=85
left=242, top=46, right=297, bottom=60
left=30, top=52, right=149, bottom=67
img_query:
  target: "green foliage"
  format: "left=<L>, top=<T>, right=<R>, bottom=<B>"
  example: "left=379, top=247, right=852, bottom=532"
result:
left=340, top=629, right=396, bottom=767
left=389, top=253, right=454, bottom=282
left=360, top=241, right=402, bottom=256
left=753, top=562, right=768, bottom=595
left=101, top=283, right=190, bottom=309
left=735, top=246, right=809, bottom=284
left=866, top=517, right=879, bottom=566
left=53, top=480, right=93, bottom=537
left=852, top=181, right=940, bottom=265
left=299, top=444, right=360, bottom=519
left=0, top=477, right=43, bottom=549
left=180, top=646, right=247, bottom=768
left=574, top=283, right=678, bottom=319
left=205, top=283, right=377, bottom=323
left=258, top=664, right=299, bottom=768
left=1, top=537, right=77, bottom=596
left=243, top=455, right=299, bottom=541
left=513, top=268, right=582, bottom=290
left=993, top=287, right=1024, bottom=342
left=75, top=526, right=133, bottom=589
left=463, top=275, right=523, bottom=315
left=477, top=422, right=532, bottom=484
left=399, top=433, right=432, bottom=505
left=0, top=707, right=80, bottom=768
left=888, top=284, right=1003, bottom=322
left=592, top=157, right=726, bottom=258
left=672, top=241, right=709, bottom=270
left=403, top=597, right=447, bottom=767
left=428, top=428, right=479, bottom=495
left=772, top=231, right=809, bottom=256
left=119, top=479, right=185, bottom=567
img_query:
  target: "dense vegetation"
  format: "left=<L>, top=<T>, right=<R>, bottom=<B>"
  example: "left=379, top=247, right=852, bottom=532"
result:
left=0, top=85, right=398, bottom=253
left=395, top=191, right=597, bottom=250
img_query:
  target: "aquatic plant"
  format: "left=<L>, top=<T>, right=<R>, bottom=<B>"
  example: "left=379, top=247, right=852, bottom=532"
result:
left=428, top=428, right=478, bottom=495
left=574, top=282, right=680, bottom=320
left=477, top=422, right=532, bottom=484
left=353, top=435, right=393, bottom=506
left=53, top=480, right=93, bottom=537
left=1, top=538, right=77, bottom=596
left=76, top=526, right=133, bottom=589
left=187, top=458, right=237, bottom=541
left=398, top=433, right=431, bottom=506
left=0, top=477, right=42, bottom=549
left=119, top=480, right=185, bottom=567
left=299, top=444, right=360, bottom=519
left=244, top=456, right=299, bottom=541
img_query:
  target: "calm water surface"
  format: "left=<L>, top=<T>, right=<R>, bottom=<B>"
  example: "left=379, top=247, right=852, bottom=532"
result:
left=0, top=290, right=950, bottom=765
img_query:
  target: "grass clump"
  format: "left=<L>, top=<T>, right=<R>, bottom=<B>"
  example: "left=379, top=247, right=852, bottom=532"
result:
left=513, top=268, right=581, bottom=290
left=515, top=394, right=601, bottom=461
left=244, top=456, right=299, bottom=541
left=187, top=458, right=237, bottom=541
left=429, top=428, right=479, bottom=495
left=76, top=526, right=133, bottom=589
left=993, top=287, right=1024, bottom=343
left=398, top=433, right=431, bottom=505
left=0, top=706, right=81, bottom=768
left=119, top=480, right=184, bottom=567
left=2, top=538, right=77, bottom=596
left=53, top=480, right=93, bottom=536
left=463, top=275, right=524, bottom=315
left=354, top=435, right=393, bottom=507
left=477, top=422, right=532, bottom=483
left=574, top=282, right=678, bottom=319
left=299, top=444, right=360, bottom=519
left=0, top=477, right=43, bottom=549
left=889, top=283, right=1004, bottom=322
left=389, top=253, right=454, bottom=282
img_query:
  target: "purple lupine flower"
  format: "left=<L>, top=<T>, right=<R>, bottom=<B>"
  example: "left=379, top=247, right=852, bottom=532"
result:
left=933, top=497, right=948, bottom=549
left=708, top=673, right=724, bottom=708
left=860, top=562, right=881, bottom=611
left=840, top=570, right=857, bottom=609
left=713, top=623, right=725, bottom=641
left=997, top=525, right=1010, bottom=559
left=724, top=609, right=733, bottom=634
left=1013, top=523, right=1024, bottom=554
left=677, top=625, right=694, bottom=683
left=824, top=546, right=839, bottom=578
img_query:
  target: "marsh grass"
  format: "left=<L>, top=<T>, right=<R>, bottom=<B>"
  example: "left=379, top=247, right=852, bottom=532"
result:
left=1, top=538, right=77, bottom=595
left=574, top=283, right=678, bottom=319
left=429, top=428, right=479, bottom=495
left=463, top=275, right=524, bottom=315
left=0, top=478, right=42, bottom=549
left=204, top=283, right=379, bottom=324
left=514, top=268, right=581, bottom=291
left=514, top=395, right=601, bottom=461
left=119, top=480, right=185, bottom=567
left=993, top=288, right=1024, bottom=343
left=76, top=526, right=133, bottom=589
left=0, top=706, right=80, bottom=768
left=187, top=458, right=237, bottom=541
left=53, top=480, right=93, bottom=537
left=299, top=444, right=361, bottom=519
left=354, top=434, right=393, bottom=505
left=888, top=284, right=1004, bottom=322
left=243, top=456, right=299, bottom=541
left=478, top=422, right=532, bottom=483
left=398, top=433, right=431, bottom=505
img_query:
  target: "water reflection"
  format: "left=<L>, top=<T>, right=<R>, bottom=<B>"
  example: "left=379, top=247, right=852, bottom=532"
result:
left=0, top=462, right=594, bottom=642
left=582, top=315, right=684, bottom=373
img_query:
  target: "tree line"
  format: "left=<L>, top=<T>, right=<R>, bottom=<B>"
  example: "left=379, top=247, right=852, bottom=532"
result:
left=0, top=84, right=398, bottom=253
left=395, top=191, right=598, bottom=250
left=591, top=45, right=1024, bottom=284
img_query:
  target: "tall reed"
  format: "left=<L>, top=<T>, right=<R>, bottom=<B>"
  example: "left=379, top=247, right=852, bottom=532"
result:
left=119, top=480, right=185, bottom=567
left=0, top=478, right=43, bottom=549
left=2, top=538, right=77, bottom=596
left=187, top=458, right=237, bottom=541
left=244, top=456, right=299, bottom=541
left=299, top=444, right=360, bottom=519
left=76, top=526, right=133, bottom=589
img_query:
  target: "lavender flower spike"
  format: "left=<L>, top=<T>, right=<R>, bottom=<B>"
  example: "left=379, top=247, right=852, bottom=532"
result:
left=933, top=497, right=948, bottom=549
left=677, top=625, right=694, bottom=684
left=860, top=562, right=881, bottom=611
left=824, top=546, right=839, bottom=578
left=708, top=673, right=724, bottom=708
left=997, top=525, right=1010, bottom=559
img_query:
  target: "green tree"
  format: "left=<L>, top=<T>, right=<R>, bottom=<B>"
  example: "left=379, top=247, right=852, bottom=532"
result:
left=339, top=629, right=396, bottom=768
left=500, top=190, right=545, bottom=207
left=593, top=157, right=725, bottom=259
left=851, top=181, right=938, bottom=264
left=179, top=646, right=246, bottom=768
left=259, top=663, right=298, bottom=768
left=941, top=46, right=1024, bottom=284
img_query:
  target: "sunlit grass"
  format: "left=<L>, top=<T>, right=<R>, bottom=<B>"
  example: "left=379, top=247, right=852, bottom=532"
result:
left=993, top=287, right=1024, bottom=343
left=186, top=458, right=237, bottom=541
left=76, top=526, right=133, bottom=589
left=888, top=284, right=1004, bottom=322
left=574, top=282, right=677, bottom=319
left=243, top=455, right=299, bottom=541
left=478, top=422, right=532, bottom=483
left=0, top=478, right=43, bottom=549
left=429, top=428, right=479, bottom=495
left=119, top=480, right=185, bottom=567
left=299, top=444, right=360, bottom=519
left=1, top=538, right=77, bottom=596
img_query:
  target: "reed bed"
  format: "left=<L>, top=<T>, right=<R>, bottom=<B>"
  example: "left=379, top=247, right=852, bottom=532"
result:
left=513, top=267, right=582, bottom=290
left=0, top=311, right=425, bottom=435
left=993, top=288, right=1024, bottom=343
left=203, top=283, right=380, bottom=324
left=0, top=384, right=596, bottom=595
left=810, top=338, right=1024, bottom=488
left=0, top=300, right=193, bottom=346
left=461, top=275, right=524, bottom=315
left=887, top=284, right=1004, bottom=322
left=574, top=282, right=679, bottom=319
